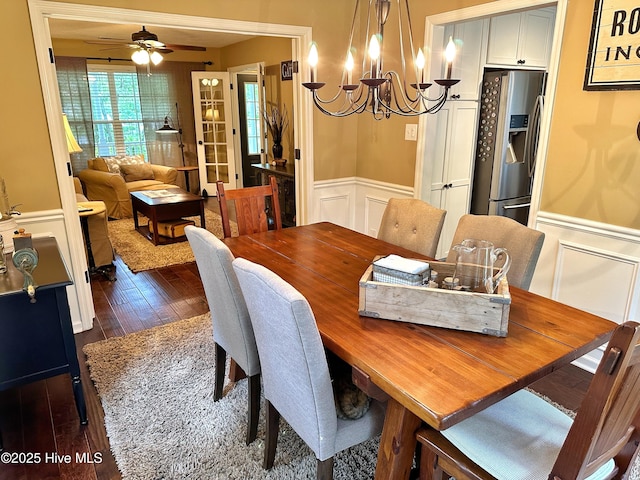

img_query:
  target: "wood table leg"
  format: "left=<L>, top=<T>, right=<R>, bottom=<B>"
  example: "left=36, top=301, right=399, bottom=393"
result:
left=375, top=397, right=422, bottom=480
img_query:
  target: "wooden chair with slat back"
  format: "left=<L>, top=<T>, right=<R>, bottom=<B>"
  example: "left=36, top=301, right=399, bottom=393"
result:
left=416, top=321, right=640, bottom=480
left=216, top=176, right=282, bottom=238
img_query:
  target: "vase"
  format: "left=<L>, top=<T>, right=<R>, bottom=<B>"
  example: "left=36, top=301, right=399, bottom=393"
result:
left=272, top=142, right=283, bottom=159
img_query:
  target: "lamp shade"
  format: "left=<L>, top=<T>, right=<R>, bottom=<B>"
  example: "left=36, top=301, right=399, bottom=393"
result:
left=155, top=116, right=179, bottom=134
left=62, top=114, right=82, bottom=154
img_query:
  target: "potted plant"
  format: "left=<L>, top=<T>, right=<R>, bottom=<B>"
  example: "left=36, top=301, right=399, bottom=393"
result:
left=263, top=105, right=289, bottom=164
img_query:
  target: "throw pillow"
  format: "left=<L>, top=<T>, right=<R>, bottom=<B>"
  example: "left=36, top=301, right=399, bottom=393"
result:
left=90, top=158, right=110, bottom=172
left=120, top=163, right=155, bottom=182
left=103, top=154, right=145, bottom=175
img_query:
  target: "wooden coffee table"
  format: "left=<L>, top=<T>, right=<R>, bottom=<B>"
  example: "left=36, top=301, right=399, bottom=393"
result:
left=130, top=189, right=205, bottom=245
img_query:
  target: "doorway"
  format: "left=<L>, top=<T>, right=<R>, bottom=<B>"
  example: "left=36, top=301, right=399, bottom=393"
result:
left=415, top=0, right=565, bottom=258
left=29, top=0, right=313, bottom=331
left=237, top=73, right=262, bottom=187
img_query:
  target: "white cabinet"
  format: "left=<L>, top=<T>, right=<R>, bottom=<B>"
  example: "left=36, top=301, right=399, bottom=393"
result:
left=486, top=7, right=555, bottom=69
left=422, top=101, right=479, bottom=258
left=431, top=19, right=488, bottom=100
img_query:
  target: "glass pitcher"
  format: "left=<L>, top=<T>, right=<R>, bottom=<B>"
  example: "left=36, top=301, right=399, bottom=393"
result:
left=452, top=239, right=511, bottom=293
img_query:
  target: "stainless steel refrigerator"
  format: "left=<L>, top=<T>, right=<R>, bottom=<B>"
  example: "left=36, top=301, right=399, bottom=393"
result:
left=470, top=69, right=545, bottom=225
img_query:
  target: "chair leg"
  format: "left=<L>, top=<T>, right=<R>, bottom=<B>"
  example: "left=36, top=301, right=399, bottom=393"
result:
left=214, top=342, right=226, bottom=401
left=246, top=373, right=261, bottom=445
left=419, top=444, right=445, bottom=480
left=264, top=400, right=280, bottom=470
left=317, top=457, right=334, bottom=480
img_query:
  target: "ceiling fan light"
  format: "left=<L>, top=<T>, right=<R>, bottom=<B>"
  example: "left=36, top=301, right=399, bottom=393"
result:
left=131, top=49, right=149, bottom=65
left=150, top=51, right=163, bottom=65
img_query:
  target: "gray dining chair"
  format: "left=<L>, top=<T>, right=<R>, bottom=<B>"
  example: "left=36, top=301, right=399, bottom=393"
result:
left=232, top=257, right=386, bottom=480
left=185, top=226, right=260, bottom=445
left=446, top=214, right=545, bottom=290
left=378, top=198, right=447, bottom=258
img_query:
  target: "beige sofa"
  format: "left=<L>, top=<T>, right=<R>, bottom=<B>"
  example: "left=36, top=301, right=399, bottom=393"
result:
left=74, top=177, right=115, bottom=270
left=77, top=155, right=178, bottom=219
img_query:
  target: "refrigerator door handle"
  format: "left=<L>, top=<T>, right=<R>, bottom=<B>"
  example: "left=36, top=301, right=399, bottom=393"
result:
left=503, top=202, right=531, bottom=210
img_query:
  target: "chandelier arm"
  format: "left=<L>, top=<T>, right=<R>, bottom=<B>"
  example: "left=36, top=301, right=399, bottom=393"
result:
left=378, top=79, right=450, bottom=116
left=311, top=90, right=370, bottom=117
left=310, top=84, right=368, bottom=110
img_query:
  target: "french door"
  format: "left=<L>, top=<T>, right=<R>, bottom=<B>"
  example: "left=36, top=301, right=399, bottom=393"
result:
left=192, top=71, right=236, bottom=196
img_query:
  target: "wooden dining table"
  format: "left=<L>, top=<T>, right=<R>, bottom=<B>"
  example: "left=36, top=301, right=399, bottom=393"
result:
left=223, top=222, right=617, bottom=480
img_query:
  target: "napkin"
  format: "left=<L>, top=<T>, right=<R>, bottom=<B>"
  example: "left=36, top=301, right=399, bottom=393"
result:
left=373, top=255, right=429, bottom=274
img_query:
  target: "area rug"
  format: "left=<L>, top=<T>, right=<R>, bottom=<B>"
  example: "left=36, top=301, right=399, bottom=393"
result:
left=83, top=314, right=640, bottom=480
left=106, top=210, right=236, bottom=272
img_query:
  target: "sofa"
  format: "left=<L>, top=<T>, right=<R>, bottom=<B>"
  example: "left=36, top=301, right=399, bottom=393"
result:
left=74, top=177, right=115, bottom=271
left=77, top=155, right=178, bottom=219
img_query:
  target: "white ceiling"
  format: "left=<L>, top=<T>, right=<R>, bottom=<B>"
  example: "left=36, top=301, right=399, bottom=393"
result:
left=48, top=19, right=255, bottom=49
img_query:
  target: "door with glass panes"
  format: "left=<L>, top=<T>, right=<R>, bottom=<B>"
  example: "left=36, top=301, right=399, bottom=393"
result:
left=192, top=72, right=236, bottom=196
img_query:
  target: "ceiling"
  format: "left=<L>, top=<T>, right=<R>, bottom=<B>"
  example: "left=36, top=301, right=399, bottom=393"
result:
left=48, top=19, right=255, bottom=49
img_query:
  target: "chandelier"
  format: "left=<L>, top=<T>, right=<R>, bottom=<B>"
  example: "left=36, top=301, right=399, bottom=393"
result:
left=302, top=0, right=459, bottom=120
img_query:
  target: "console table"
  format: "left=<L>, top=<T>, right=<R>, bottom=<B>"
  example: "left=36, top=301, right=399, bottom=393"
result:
left=0, top=236, right=88, bottom=438
left=251, top=162, right=295, bottom=227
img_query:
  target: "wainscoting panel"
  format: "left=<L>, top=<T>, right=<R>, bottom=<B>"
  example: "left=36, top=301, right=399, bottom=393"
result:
left=312, top=177, right=414, bottom=232
left=553, top=241, right=639, bottom=324
left=14, top=209, right=94, bottom=333
left=533, top=212, right=640, bottom=372
left=363, top=196, right=389, bottom=238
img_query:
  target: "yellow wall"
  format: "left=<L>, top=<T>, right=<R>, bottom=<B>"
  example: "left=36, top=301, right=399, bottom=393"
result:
left=540, top=1, right=640, bottom=227
left=220, top=36, right=295, bottom=162
left=2, top=0, right=639, bottom=230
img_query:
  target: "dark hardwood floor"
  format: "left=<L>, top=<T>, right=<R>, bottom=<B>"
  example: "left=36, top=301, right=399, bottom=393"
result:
left=0, top=214, right=594, bottom=479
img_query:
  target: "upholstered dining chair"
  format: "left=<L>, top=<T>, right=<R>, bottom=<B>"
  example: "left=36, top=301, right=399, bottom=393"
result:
left=445, top=214, right=545, bottom=290
left=377, top=198, right=447, bottom=258
left=184, top=225, right=260, bottom=445
left=216, top=176, right=282, bottom=238
left=232, top=257, right=386, bottom=480
left=415, top=320, right=640, bottom=480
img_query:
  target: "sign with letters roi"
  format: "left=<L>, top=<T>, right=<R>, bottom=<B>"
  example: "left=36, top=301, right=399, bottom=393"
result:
left=584, top=0, right=640, bottom=90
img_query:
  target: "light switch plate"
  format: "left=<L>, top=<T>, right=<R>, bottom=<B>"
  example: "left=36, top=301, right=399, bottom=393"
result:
left=405, top=124, right=418, bottom=141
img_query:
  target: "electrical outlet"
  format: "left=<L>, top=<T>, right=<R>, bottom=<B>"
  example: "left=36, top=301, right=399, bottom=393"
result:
left=405, top=124, right=418, bottom=141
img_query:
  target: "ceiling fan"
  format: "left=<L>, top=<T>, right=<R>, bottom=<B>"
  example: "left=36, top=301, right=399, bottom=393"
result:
left=85, top=26, right=206, bottom=66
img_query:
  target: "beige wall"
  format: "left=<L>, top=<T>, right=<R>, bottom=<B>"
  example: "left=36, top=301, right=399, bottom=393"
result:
left=220, top=36, right=295, bottom=162
left=2, top=0, right=639, bottom=230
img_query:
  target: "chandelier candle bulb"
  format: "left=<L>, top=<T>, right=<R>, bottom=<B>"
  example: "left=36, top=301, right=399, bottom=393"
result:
left=416, top=48, right=426, bottom=84
left=369, top=34, right=381, bottom=78
left=445, top=36, right=456, bottom=80
left=308, top=43, right=319, bottom=82
left=345, top=51, right=354, bottom=85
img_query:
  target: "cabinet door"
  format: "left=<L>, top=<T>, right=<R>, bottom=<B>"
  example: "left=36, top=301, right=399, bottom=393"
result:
left=486, top=12, right=522, bottom=66
left=192, top=72, right=236, bottom=196
left=444, top=19, right=488, bottom=100
left=518, top=8, right=555, bottom=68
left=486, top=7, right=555, bottom=68
left=422, top=101, right=479, bottom=258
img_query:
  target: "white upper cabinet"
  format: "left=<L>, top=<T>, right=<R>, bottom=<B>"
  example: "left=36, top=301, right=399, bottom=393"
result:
left=486, top=7, right=556, bottom=69
left=431, top=19, right=488, bottom=101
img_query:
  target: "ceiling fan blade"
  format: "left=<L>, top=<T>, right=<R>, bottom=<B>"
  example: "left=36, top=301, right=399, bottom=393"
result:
left=164, top=44, right=207, bottom=52
left=85, top=39, right=129, bottom=46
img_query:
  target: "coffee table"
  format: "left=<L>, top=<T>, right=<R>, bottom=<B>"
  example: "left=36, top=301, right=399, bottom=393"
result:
left=130, top=189, right=205, bottom=245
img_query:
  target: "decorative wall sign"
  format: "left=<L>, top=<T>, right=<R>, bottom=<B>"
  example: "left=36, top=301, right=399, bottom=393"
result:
left=281, top=60, right=293, bottom=81
left=584, top=0, right=640, bottom=90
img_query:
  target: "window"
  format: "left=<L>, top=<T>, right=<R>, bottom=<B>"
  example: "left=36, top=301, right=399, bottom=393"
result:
left=86, top=64, right=148, bottom=158
left=243, top=82, right=261, bottom=155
